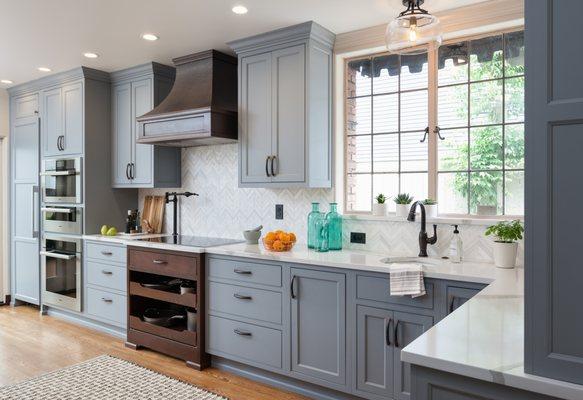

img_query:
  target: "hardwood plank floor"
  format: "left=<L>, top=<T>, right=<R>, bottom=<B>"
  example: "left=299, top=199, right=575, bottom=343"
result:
left=0, top=305, right=308, bottom=400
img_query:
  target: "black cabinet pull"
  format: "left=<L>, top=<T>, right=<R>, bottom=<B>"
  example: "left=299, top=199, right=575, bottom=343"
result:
left=130, top=163, right=135, bottom=180
left=449, top=296, right=457, bottom=314
left=101, top=251, right=113, bottom=256
left=234, top=269, right=252, bottom=275
left=265, top=156, right=271, bottom=177
left=101, top=298, right=113, bottom=303
left=386, top=318, right=393, bottom=346
left=234, top=329, right=252, bottom=337
left=270, top=155, right=277, bottom=177
left=233, top=293, right=252, bottom=300
left=101, top=270, right=113, bottom=275
left=125, top=163, right=131, bottom=180
left=291, top=275, right=297, bottom=299
left=394, top=320, right=400, bottom=348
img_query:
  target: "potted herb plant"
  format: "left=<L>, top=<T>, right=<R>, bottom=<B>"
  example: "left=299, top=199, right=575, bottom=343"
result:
left=373, top=193, right=387, bottom=216
left=422, top=198, right=438, bottom=218
left=485, top=220, right=524, bottom=269
left=394, top=193, right=414, bottom=218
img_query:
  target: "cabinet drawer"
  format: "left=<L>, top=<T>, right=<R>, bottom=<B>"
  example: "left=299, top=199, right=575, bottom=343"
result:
left=208, top=257, right=281, bottom=287
left=207, top=316, right=282, bottom=369
left=208, top=281, right=282, bottom=325
left=86, top=261, right=126, bottom=292
left=86, top=287, right=126, bottom=327
left=356, top=275, right=434, bottom=310
left=128, top=248, right=197, bottom=280
left=86, top=242, right=127, bottom=264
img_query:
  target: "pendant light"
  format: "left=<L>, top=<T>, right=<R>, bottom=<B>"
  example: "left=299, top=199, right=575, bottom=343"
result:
left=386, top=0, right=443, bottom=54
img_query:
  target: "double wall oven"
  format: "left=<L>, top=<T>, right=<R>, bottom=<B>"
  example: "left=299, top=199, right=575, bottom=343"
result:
left=40, top=157, right=83, bottom=312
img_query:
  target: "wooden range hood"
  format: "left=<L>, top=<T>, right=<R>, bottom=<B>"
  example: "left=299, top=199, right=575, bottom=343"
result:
left=136, top=50, right=237, bottom=147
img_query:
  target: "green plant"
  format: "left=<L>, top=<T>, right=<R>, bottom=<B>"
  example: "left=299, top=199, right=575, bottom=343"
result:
left=394, top=193, right=414, bottom=205
left=422, top=198, right=437, bottom=205
left=485, top=219, right=524, bottom=243
left=375, top=193, right=387, bottom=204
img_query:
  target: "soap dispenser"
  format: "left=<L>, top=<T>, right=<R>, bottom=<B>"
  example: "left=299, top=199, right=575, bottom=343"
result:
left=449, top=225, right=463, bottom=263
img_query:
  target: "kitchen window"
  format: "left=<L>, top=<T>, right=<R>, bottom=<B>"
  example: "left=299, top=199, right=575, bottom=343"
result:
left=344, top=30, right=524, bottom=216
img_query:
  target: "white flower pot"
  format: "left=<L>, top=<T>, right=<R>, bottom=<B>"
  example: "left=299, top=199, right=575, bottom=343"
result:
left=424, top=204, right=438, bottom=218
left=492, top=241, right=518, bottom=269
left=372, top=203, right=387, bottom=217
left=395, top=204, right=410, bottom=218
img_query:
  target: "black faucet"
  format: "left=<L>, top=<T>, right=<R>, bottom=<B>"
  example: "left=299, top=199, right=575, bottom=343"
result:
left=165, top=192, right=199, bottom=236
left=407, top=201, right=437, bottom=257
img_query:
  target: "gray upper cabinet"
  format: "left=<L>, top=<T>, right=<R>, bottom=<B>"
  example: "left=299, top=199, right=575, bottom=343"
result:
left=229, top=21, right=335, bottom=188
left=10, top=94, right=40, bottom=305
left=525, top=0, right=583, bottom=385
left=290, top=267, right=346, bottom=389
left=41, top=81, right=83, bottom=157
left=110, top=63, right=181, bottom=188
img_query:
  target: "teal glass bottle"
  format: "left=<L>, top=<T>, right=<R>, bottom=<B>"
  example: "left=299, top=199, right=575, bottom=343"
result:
left=326, top=203, right=343, bottom=250
left=315, top=219, right=329, bottom=252
left=307, top=203, right=323, bottom=249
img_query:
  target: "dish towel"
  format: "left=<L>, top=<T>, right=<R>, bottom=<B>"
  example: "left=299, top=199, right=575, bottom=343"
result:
left=389, top=263, right=426, bottom=298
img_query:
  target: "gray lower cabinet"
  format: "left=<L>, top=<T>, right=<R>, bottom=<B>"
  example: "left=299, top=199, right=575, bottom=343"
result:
left=229, top=21, right=334, bottom=188
left=10, top=94, right=40, bottom=305
left=110, top=63, right=181, bottom=188
left=444, top=283, right=485, bottom=316
left=290, top=267, right=346, bottom=389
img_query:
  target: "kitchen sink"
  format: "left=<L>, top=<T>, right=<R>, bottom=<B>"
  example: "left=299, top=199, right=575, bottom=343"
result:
left=379, top=256, right=441, bottom=267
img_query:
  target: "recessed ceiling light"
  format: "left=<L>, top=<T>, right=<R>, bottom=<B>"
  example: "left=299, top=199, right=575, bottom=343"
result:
left=0, top=79, right=13, bottom=84
left=141, top=33, right=159, bottom=41
left=38, top=67, right=51, bottom=72
left=83, top=52, right=99, bottom=59
left=232, top=5, right=248, bottom=14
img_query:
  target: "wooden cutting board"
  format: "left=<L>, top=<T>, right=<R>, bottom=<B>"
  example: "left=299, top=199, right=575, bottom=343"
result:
left=141, top=195, right=165, bottom=234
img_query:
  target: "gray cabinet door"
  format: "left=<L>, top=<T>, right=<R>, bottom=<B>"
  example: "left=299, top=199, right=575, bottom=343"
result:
left=131, top=78, right=154, bottom=185
left=271, top=45, right=305, bottom=183
left=61, top=82, right=83, bottom=155
left=393, top=312, right=433, bottom=400
left=525, top=0, right=583, bottom=384
left=112, top=83, right=132, bottom=186
left=41, top=87, right=62, bottom=157
left=11, top=114, right=40, bottom=305
left=355, top=305, right=394, bottom=398
left=240, top=52, right=272, bottom=184
left=290, top=267, right=346, bottom=387
left=445, top=286, right=482, bottom=315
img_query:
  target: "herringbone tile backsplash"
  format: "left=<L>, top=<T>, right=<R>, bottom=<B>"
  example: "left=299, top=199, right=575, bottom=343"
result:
left=140, top=144, right=523, bottom=264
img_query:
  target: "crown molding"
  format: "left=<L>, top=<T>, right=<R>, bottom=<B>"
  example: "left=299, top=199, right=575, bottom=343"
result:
left=7, top=67, right=110, bottom=97
left=335, top=0, right=524, bottom=55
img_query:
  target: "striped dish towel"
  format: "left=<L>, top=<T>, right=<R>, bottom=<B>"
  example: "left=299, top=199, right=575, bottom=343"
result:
left=389, top=263, right=426, bottom=298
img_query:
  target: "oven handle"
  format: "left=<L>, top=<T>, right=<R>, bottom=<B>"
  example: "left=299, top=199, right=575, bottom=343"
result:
left=41, top=207, right=75, bottom=214
left=40, top=170, right=78, bottom=176
left=40, top=251, right=76, bottom=260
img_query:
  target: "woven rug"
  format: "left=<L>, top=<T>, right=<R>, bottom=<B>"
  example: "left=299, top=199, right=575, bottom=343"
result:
left=0, top=355, right=226, bottom=400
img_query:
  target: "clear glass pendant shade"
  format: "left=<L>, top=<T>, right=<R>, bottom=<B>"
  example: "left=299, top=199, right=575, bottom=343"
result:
left=386, top=9, right=443, bottom=54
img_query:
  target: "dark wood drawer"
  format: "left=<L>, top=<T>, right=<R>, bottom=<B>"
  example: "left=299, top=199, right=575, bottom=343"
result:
left=356, top=274, right=434, bottom=310
left=129, top=281, right=197, bottom=308
left=128, top=247, right=198, bottom=280
left=129, top=315, right=196, bottom=346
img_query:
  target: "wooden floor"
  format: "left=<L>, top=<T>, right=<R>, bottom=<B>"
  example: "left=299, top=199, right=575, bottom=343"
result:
left=0, top=305, right=307, bottom=400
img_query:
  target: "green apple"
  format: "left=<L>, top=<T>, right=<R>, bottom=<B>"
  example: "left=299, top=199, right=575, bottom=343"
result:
left=106, top=227, right=118, bottom=236
left=101, top=225, right=109, bottom=235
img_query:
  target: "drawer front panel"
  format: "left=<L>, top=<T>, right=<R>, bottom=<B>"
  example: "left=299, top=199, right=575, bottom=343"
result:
left=208, top=257, right=281, bottom=287
left=356, top=275, right=434, bottom=310
left=86, top=287, right=126, bottom=326
left=87, top=260, right=126, bottom=292
left=129, top=248, right=197, bottom=279
left=208, top=281, right=282, bottom=325
left=86, top=242, right=127, bottom=264
left=207, top=316, right=282, bottom=369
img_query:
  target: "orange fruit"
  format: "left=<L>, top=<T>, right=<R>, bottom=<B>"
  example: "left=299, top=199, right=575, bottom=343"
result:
left=272, top=240, right=284, bottom=251
left=289, top=232, right=297, bottom=242
left=265, top=232, right=277, bottom=244
left=278, top=233, right=291, bottom=243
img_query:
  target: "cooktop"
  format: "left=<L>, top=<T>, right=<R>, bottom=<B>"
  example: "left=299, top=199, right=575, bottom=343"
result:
left=138, top=235, right=243, bottom=248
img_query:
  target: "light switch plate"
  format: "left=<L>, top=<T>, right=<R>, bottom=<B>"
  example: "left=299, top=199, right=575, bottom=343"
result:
left=275, top=204, right=284, bottom=220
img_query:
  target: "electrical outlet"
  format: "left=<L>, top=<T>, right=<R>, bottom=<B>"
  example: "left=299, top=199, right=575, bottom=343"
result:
left=350, top=232, right=366, bottom=244
left=275, top=204, right=284, bottom=220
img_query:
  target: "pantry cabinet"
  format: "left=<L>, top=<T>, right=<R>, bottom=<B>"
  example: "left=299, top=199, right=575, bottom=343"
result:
left=229, top=21, right=335, bottom=188
left=110, top=63, right=181, bottom=188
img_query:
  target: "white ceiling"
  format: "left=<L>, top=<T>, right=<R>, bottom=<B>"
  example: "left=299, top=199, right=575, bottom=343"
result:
left=0, top=0, right=489, bottom=87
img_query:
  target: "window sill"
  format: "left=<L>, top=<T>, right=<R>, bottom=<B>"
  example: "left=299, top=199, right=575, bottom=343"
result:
left=342, top=213, right=523, bottom=226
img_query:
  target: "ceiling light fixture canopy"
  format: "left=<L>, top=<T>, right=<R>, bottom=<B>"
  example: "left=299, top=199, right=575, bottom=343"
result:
left=37, top=67, right=51, bottom=72
left=142, top=33, right=159, bottom=41
left=232, top=5, right=248, bottom=14
left=83, top=52, right=99, bottom=59
left=0, top=79, right=13, bottom=84
left=385, top=0, right=442, bottom=55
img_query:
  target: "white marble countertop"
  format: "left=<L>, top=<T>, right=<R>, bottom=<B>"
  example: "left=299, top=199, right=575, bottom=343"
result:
left=84, top=234, right=583, bottom=398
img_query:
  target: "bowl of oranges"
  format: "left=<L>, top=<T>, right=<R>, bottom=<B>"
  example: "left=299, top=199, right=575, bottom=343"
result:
left=262, top=230, right=297, bottom=252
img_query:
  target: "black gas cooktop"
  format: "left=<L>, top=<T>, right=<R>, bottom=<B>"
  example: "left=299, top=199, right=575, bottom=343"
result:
left=137, top=235, right=243, bottom=248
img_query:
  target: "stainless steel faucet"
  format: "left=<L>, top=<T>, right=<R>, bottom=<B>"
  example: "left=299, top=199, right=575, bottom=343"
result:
left=165, top=192, right=199, bottom=236
left=407, top=201, right=437, bottom=257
